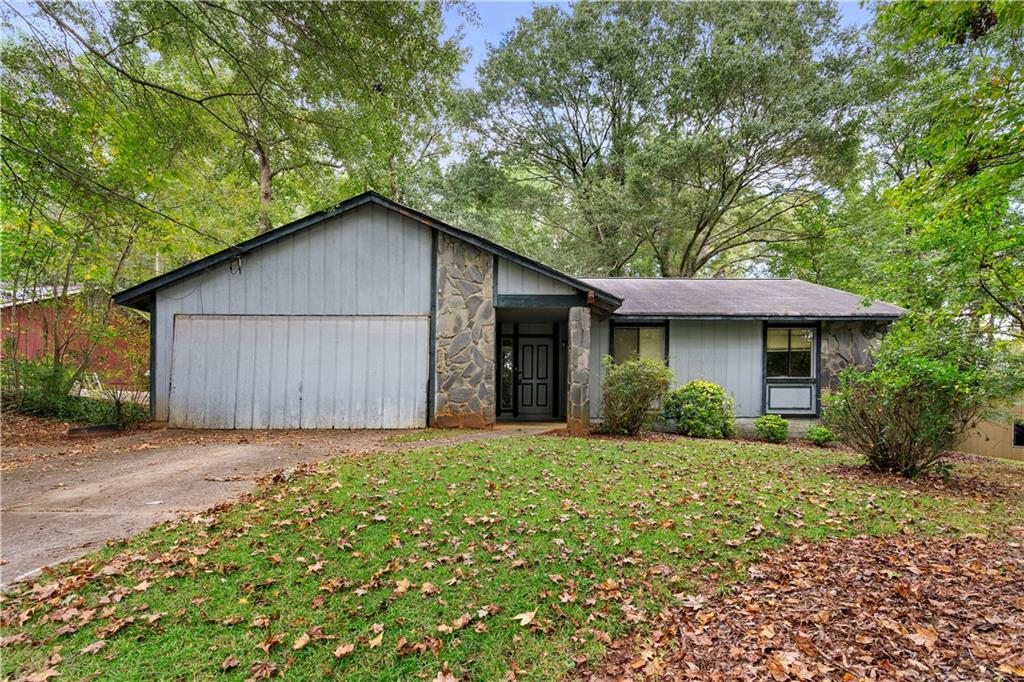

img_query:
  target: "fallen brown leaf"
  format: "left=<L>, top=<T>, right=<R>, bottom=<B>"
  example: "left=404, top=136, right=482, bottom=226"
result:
left=79, top=639, right=106, bottom=655
left=512, top=610, right=536, bottom=627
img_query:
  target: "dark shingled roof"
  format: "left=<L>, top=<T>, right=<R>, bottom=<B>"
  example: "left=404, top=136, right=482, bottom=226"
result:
left=579, top=278, right=906, bottom=319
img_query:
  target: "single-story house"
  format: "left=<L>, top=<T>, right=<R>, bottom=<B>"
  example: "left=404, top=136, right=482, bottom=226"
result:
left=957, top=400, right=1024, bottom=462
left=3, top=285, right=149, bottom=386
left=113, top=191, right=905, bottom=433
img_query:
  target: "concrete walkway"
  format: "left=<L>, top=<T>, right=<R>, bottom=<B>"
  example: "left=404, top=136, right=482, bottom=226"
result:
left=0, top=424, right=560, bottom=588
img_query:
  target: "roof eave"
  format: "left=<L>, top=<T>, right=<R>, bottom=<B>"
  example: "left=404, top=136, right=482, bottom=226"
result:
left=610, top=313, right=905, bottom=321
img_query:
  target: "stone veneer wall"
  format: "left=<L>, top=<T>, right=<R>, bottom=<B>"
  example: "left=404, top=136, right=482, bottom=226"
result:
left=820, top=320, right=889, bottom=390
left=567, top=306, right=591, bottom=435
left=433, top=233, right=496, bottom=428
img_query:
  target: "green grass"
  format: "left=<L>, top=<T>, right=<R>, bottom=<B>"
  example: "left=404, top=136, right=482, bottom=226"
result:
left=3, top=437, right=1021, bottom=681
left=387, top=427, right=482, bottom=443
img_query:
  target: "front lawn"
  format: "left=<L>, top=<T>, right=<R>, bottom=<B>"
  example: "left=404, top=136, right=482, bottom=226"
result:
left=2, top=437, right=1021, bottom=681
left=387, top=428, right=483, bottom=443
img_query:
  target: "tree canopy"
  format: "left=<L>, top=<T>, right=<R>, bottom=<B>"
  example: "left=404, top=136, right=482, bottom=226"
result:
left=1, top=0, right=461, bottom=371
left=2, top=0, right=1022, bottom=374
left=456, top=1, right=863, bottom=276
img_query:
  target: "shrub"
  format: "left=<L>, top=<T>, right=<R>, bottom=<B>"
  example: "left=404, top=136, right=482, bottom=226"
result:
left=103, top=385, right=148, bottom=429
left=2, top=358, right=147, bottom=428
left=2, top=359, right=77, bottom=415
left=753, top=414, right=789, bottom=442
left=600, top=356, right=673, bottom=435
left=662, top=380, right=735, bottom=438
left=823, top=317, right=1024, bottom=478
left=805, top=424, right=836, bottom=446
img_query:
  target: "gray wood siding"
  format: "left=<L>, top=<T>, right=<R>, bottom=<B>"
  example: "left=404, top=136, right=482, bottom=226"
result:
left=169, top=315, right=428, bottom=428
left=152, top=204, right=432, bottom=420
left=668, top=320, right=763, bottom=417
left=496, top=258, right=576, bottom=295
left=589, top=318, right=763, bottom=419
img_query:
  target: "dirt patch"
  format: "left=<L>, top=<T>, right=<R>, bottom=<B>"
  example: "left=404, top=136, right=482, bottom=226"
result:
left=829, top=461, right=1024, bottom=502
left=0, top=421, right=405, bottom=471
left=0, top=413, right=122, bottom=448
left=579, top=533, right=1024, bottom=681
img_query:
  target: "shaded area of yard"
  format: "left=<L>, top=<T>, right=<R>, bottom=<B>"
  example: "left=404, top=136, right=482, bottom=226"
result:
left=0, top=413, right=142, bottom=456
left=0, top=415, right=395, bottom=472
left=581, top=533, right=1024, bottom=680
left=1, top=437, right=1022, bottom=681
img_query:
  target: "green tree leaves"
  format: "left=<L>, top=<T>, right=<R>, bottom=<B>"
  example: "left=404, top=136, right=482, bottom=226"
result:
left=1, top=1, right=462, bottom=373
left=459, top=1, right=864, bottom=276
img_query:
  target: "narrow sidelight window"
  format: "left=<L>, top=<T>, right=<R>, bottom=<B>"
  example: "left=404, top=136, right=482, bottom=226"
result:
left=500, top=338, right=515, bottom=412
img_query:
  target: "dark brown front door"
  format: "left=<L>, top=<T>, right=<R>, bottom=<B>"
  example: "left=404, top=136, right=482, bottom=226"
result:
left=518, top=338, right=553, bottom=417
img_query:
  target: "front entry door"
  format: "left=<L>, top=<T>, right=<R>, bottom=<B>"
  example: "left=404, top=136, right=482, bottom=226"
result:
left=518, top=338, right=553, bottom=417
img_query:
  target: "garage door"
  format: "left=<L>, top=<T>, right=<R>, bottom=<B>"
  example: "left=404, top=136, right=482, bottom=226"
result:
left=168, top=315, right=428, bottom=429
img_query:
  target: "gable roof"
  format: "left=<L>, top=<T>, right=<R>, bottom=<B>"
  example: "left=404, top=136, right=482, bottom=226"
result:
left=112, top=192, right=904, bottom=321
left=112, top=191, right=623, bottom=311
left=581, top=278, right=905, bottom=320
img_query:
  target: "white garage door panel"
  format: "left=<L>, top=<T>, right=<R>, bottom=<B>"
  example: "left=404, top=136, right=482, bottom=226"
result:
left=169, top=315, right=428, bottom=429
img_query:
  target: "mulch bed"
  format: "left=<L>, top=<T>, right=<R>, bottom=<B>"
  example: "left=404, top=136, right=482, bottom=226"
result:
left=829, top=462, right=1024, bottom=502
left=579, top=533, right=1024, bottom=681
left=0, top=414, right=160, bottom=470
left=0, top=413, right=80, bottom=447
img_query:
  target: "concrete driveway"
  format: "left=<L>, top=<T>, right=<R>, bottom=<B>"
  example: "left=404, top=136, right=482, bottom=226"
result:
left=0, top=423, right=560, bottom=588
left=0, top=428, right=400, bottom=587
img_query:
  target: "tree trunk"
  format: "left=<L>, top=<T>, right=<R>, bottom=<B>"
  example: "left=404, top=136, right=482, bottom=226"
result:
left=255, top=143, right=273, bottom=234
left=388, top=153, right=399, bottom=199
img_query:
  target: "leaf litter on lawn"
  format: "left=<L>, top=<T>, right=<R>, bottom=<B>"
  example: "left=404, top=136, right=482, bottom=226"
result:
left=579, top=532, right=1024, bottom=681
left=1, top=437, right=1022, bottom=681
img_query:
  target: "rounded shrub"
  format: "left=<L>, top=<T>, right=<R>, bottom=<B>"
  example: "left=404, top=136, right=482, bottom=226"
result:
left=662, top=380, right=735, bottom=438
left=600, top=356, right=673, bottom=435
left=753, top=414, right=789, bottom=442
left=805, top=424, right=836, bottom=446
left=822, top=317, right=1024, bottom=478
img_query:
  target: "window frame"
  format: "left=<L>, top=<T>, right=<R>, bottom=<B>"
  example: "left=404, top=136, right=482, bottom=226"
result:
left=609, top=320, right=670, bottom=365
left=766, top=327, right=817, bottom=379
left=762, top=322, right=821, bottom=418
left=1013, top=420, right=1024, bottom=448
left=499, top=337, right=515, bottom=413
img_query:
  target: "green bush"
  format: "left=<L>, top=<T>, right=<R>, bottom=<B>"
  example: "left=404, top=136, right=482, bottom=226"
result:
left=102, top=386, right=148, bottom=429
left=2, top=359, right=76, bottom=415
left=662, top=380, right=735, bottom=438
left=753, top=414, right=789, bottom=442
left=600, top=356, right=673, bottom=435
left=823, top=317, right=1024, bottom=478
left=805, top=424, right=836, bottom=446
left=2, top=358, right=147, bottom=428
